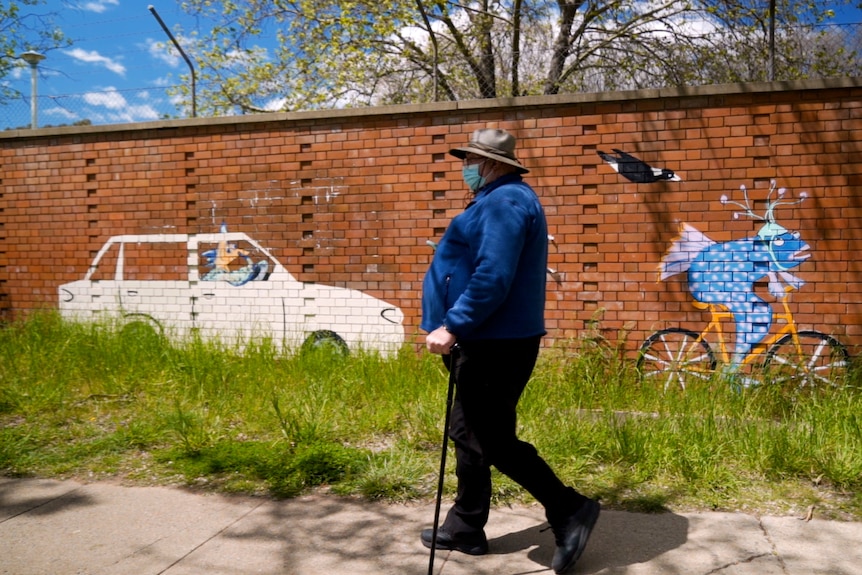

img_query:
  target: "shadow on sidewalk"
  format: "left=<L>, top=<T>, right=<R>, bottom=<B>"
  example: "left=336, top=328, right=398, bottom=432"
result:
left=485, top=508, right=689, bottom=574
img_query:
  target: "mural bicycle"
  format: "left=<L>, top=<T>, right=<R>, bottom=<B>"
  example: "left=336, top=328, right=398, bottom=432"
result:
left=637, top=181, right=849, bottom=391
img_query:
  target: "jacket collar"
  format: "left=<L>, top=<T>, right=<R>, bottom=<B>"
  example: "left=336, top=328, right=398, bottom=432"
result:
left=475, top=172, right=523, bottom=198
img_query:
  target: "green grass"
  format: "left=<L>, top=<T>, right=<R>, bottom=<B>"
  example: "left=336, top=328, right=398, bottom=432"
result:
left=2, top=311, right=861, bottom=519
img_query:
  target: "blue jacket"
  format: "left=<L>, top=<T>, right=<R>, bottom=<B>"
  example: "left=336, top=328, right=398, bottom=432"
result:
left=421, top=173, right=548, bottom=340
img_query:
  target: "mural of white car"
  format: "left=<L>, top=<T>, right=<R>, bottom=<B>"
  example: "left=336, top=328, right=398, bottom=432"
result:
left=58, top=231, right=405, bottom=354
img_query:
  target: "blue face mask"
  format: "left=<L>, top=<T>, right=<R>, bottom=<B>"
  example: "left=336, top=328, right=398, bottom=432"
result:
left=462, top=162, right=487, bottom=191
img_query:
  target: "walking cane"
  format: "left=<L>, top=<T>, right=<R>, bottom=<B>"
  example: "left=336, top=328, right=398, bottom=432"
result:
left=428, top=343, right=458, bottom=575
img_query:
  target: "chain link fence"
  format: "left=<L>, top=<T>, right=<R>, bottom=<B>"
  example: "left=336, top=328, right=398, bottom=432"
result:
left=1, top=84, right=188, bottom=131
left=3, top=22, right=860, bottom=131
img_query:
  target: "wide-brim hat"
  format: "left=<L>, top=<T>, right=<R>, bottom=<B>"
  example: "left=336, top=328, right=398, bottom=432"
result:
left=449, top=129, right=529, bottom=174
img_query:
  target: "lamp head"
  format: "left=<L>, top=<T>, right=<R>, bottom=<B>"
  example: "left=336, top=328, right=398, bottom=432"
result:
left=19, top=51, right=45, bottom=66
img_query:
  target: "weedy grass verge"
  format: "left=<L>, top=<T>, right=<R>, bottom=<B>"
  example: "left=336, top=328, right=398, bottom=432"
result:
left=1, top=311, right=860, bottom=519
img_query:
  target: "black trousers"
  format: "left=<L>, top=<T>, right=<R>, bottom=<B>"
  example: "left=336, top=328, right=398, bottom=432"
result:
left=441, top=337, right=584, bottom=537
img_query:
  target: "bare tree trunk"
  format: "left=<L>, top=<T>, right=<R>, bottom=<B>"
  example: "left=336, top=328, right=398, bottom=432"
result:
left=544, top=0, right=581, bottom=95
left=477, top=0, right=497, bottom=98
left=511, top=0, right=523, bottom=97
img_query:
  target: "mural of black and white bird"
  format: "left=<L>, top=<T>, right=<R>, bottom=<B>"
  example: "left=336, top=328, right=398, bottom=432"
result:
left=597, top=149, right=682, bottom=183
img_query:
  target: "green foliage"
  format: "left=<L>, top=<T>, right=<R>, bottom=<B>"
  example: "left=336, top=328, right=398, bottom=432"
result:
left=174, top=0, right=416, bottom=114
left=2, top=312, right=861, bottom=519
left=155, top=439, right=367, bottom=498
left=167, top=0, right=857, bottom=115
left=292, top=441, right=367, bottom=485
left=0, top=0, right=69, bottom=103
left=354, top=442, right=425, bottom=501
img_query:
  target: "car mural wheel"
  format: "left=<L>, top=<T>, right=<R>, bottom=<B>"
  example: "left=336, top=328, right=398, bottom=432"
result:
left=301, top=330, right=349, bottom=356
left=637, top=328, right=716, bottom=391
left=119, top=316, right=165, bottom=349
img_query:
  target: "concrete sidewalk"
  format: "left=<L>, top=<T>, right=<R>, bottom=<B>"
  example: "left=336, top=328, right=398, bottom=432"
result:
left=0, top=477, right=859, bottom=575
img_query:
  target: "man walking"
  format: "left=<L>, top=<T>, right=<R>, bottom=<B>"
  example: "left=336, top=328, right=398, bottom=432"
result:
left=420, top=128, right=600, bottom=573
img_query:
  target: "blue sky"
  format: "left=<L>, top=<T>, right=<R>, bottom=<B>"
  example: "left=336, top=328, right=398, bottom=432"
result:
left=3, top=1, right=204, bottom=129
left=3, top=1, right=861, bottom=130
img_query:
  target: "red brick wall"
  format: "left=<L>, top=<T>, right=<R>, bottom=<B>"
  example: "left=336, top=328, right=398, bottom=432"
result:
left=2, top=79, right=861, bottom=356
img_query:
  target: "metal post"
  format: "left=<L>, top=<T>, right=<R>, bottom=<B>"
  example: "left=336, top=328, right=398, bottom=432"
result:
left=148, top=5, right=197, bottom=117
left=768, top=0, right=776, bottom=81
left=19, top=51, right=45, bottom=129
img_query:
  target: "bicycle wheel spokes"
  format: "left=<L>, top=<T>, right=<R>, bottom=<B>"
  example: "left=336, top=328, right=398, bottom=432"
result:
left=764, top=330, right=849, bottom=390
left=637, top=328, right=716, bottom=391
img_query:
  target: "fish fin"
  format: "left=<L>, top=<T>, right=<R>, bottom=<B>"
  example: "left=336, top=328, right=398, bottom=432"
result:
left=779, top=270, right=805, bottom=290
left=769, top=271, right=806, bottom=297
left=659, top=223, right=715, bottom=281
left=767, top=272, right=784, bottom=298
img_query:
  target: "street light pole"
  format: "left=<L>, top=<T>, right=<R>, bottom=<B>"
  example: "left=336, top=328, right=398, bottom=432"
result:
left=148, top=5, right=196, bottom=118
left=19, top=51, right=45, bottom=129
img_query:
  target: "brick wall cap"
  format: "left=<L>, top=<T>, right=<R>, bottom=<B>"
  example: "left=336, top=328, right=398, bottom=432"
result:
left=3, top=77, right=860, bottom=141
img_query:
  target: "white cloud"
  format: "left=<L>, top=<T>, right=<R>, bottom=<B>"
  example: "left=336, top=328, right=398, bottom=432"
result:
left=83, top=87, right=127, bottom=110
left=108, top=104, right=161, bottom=123
left=44, top=107, right=79, bottom=121
left=147, top=38, right=181, bottom=68
left=263, top=97, right=287, bottom=112
left=78, top=0, right=120, bottom=14
left=65, top=48, right=126, bottom=76
left=81, top=86, right=162, bottom=124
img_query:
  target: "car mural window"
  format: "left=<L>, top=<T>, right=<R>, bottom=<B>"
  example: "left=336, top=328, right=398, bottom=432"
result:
left=200, top=238, right=270, bottom=286
left=124, top=242, right=187, bottom=282
left=87, top=243, right=120, bottom=282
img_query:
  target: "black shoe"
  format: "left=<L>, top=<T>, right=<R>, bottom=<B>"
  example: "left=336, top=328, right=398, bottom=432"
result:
left=420, top=527, right=488, bottom=555
left=550, top=498, right=600, bottom=574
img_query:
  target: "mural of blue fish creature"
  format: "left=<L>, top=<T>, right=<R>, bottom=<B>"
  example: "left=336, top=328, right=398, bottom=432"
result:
left=659, top=182, right=810, bottom=364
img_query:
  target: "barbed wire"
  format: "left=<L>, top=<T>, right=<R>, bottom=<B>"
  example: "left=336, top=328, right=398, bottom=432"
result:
left=3, top=22, right=859, bottom=131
